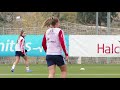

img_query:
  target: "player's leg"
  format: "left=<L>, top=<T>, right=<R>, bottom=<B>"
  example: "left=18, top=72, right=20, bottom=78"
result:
left=46, top=55, right=56, bottom=78
left=56, top=55, right=67, bottom=78
left=59, top=65, right=67, bottom=78
left=48, top=65, right=56, bottom=78
left=22, top=55, right=32, bottom=72
left=11, top=56, right=20, bottom=72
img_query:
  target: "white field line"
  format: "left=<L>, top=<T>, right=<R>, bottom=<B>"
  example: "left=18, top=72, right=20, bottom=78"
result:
left=0, top=74, right=120, bottom=76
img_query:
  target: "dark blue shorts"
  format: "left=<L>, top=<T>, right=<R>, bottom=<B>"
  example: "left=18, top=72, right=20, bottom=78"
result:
left=46, top=55, right=66, bottom=67
left=15, top=51, right=25, bottom=57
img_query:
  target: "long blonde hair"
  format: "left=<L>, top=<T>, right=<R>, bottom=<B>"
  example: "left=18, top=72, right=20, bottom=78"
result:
left=42, top=17, right=59, bottom=28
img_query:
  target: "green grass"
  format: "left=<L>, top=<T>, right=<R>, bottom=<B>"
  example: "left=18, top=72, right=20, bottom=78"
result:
left=0, top=64, right=120, bottom=78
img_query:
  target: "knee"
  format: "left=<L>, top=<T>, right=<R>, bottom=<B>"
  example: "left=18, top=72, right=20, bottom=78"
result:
left=48, top=73, right=55, bottom=78
left=61, top=67, right=67, bottom=73
left=49, top=71, right=56, bottom=78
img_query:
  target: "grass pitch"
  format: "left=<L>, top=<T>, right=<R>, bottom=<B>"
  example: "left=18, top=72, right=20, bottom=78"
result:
left=0, top=64, right=120, bottom=78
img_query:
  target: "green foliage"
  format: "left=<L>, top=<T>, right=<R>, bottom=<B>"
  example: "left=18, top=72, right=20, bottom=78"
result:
left=59, top=12, right=77, bottom=23
left=0, top=12, right=118, bottom=28
left=0, top=12, right=14, bottom=27
left=77, top=12, right=118, bottom=26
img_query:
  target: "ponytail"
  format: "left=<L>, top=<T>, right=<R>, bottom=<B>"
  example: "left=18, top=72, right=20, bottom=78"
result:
left=42, top=16, right=59, bottom=28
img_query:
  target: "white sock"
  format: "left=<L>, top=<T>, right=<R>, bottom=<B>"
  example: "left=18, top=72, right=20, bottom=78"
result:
left=12, top=64, right=15, bottom=69
left=26, top=67, right=29, bottom=71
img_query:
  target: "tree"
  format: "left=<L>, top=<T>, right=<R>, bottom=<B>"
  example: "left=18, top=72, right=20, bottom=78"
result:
left=76, top=12, right=118, bottom=26
left=52, top=12, right=60, bottom=18
left=0, top=12, right=14, bottom=27
left=59, top=12, right=77, bottom=23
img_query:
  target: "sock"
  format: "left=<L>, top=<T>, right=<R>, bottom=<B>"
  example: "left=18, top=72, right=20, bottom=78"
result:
left=26, top=67, right=29, bottom=71
left=11, top=64, right=15, bottom=70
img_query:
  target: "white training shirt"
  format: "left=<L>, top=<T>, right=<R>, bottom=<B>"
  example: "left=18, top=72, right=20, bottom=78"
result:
left=15, top=36, right=25, bottom=54
left=42, top=28, right=68, bottom=56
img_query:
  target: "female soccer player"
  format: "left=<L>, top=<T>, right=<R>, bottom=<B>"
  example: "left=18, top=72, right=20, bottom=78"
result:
left=11, top=30, right=32, bottom=72
left=42, top=17, right=69, bottom=78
